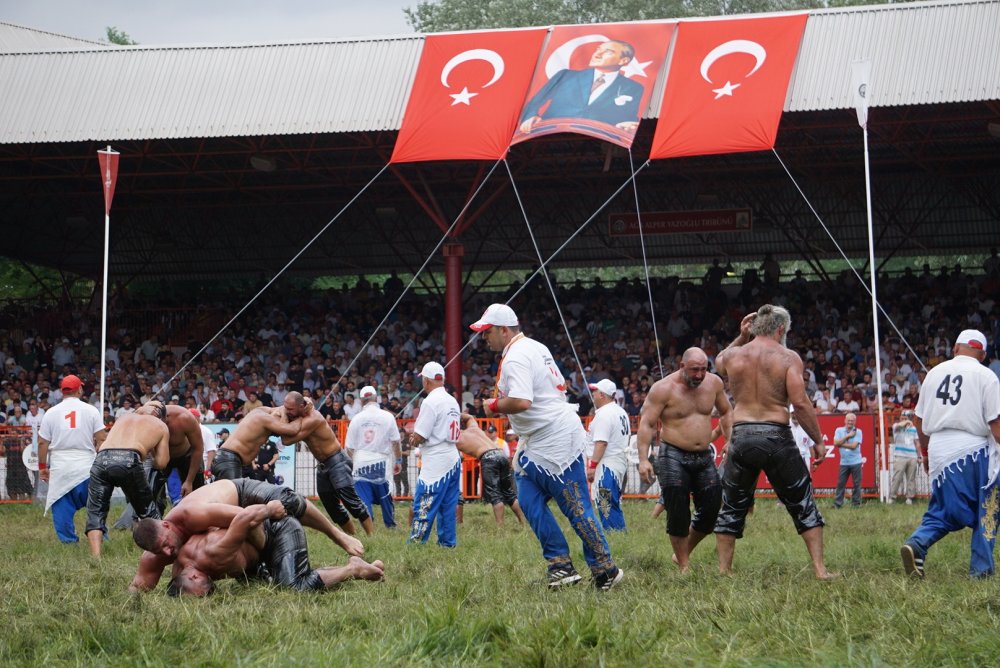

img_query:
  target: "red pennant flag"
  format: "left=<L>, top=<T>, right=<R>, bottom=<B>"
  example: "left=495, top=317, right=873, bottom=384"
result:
left=650, top=14, right=808, bottom=160
left=96, top=147, right=120, bottom=216
left=391, top=29, right=547, bottom=163
left=512, top=21, right=675, bottom=149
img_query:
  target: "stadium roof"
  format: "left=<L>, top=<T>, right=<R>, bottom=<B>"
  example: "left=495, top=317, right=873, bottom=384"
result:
left=0, top=0, right=998, bottom=286
left=0, top=1, right=997, bottom=144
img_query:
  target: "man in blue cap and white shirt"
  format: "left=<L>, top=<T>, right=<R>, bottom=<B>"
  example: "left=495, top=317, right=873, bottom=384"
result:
left=902, top=329, right=1000, bottom=578
left=472, top=303, right=623, bottom=590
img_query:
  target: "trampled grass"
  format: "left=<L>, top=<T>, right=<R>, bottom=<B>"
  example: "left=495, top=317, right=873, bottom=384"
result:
left=2, top=499, right=998, bottom=667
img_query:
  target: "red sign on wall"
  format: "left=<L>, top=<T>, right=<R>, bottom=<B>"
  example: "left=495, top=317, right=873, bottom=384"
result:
left=609, top=208, right=752, bottom=236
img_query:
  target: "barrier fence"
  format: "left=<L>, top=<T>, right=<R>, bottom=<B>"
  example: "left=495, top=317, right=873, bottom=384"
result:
left=2, top=411, right=931, bottom=502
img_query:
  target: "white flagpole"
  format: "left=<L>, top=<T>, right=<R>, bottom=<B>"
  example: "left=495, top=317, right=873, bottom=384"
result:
left=862, top=128, right=889, bottom=502
left=851, top=59, right=888, bottom=501
left=99, top=145, right=112, bottom=415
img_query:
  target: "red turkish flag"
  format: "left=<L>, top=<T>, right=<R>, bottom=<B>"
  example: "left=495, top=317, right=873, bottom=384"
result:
left=650, top=14, right=808, bottom=159
left=391, top=29, right=547, bottom=163
left=512, top=21, right=675, bottom=149
left=96, top=147, right=120, bottom=216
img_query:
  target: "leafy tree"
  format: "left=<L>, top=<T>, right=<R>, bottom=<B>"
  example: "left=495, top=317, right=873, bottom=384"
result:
left=104, top=26, right=138, bottom=45
left=404, top=0, right=887, bottom=32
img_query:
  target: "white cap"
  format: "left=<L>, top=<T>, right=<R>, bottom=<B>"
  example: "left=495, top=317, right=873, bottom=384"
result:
left=956, top=329, right=987, bottom=350
left=470, top=303, right=518, bottom=332
left=418, top=361, right=445, bottom=380
left=589, top=379, right=617, bottom=397
left=359, top=385, right=378, bottom=400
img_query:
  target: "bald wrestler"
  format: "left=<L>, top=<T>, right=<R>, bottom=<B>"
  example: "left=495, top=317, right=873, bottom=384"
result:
left=211, top=405, right=304, bottom=480
left=165, top=502, right=384, bottom=597
left=637, top=347, right=732, bottom=573
left=278, top=392, right=374, bottom=536
left=457, top=414, right=526, bottom=526
left=128, top=478, right=363, bottom=592
left=85, top=401, right=171, bottom=558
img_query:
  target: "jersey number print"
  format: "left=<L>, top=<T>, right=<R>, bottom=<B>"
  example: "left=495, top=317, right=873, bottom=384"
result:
left=935, top=374, right=963, bottom=406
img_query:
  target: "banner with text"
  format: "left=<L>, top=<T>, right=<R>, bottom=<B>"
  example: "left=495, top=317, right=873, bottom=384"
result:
left=609, top=208, right=752, bottom=236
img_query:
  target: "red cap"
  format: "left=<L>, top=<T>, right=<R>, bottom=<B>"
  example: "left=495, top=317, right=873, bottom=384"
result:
left=60, top=374, right=82, bottom=392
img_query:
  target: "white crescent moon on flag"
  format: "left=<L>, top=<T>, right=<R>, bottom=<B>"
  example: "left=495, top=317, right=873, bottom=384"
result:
left=440, top=49, right=505, bottom=88
left=545, top=34, right=608, bottom=79
left=699, top=39, right=767, bottom=83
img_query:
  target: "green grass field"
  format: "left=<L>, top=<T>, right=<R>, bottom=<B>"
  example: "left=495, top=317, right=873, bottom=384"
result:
left=2, top=499, right=998, bottom=667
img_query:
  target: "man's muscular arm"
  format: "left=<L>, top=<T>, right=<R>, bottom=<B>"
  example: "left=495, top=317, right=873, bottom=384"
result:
left=283, top=411, right=324, bottom=446
left=716, top=313, right=756, bottom=376
left=129, top=551, right=172, bottom=593
left=258, top=411, right=303, bottom=438
left=714, top=379, right=734, bottom=444
left=206, top=503, right=282, bottom=559
left=637, top=385, right=667, bottom=484
left=181, top=418, right=204, bottom=496
left=152, top=425, right=171, bottom=471
left=166, top=503, right=243, bottom=534
left=786, top=357, right=823, bottom=446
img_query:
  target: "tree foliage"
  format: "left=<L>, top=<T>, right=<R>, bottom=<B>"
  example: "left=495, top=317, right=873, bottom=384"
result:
left=104, top=26, right=138, bottom=45
left=404, top=0, right=887, bottom=32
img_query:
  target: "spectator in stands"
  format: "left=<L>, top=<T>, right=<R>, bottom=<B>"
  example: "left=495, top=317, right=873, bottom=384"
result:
left=814, top=388, right=833, bottom=414
left=839, top=389, right=862, bottom=414
left=343, top=393, right=360, bottom=421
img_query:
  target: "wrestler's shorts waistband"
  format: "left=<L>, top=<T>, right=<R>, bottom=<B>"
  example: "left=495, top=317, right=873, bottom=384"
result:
left=479, top=448, right=507, bottom=462
left=97, top=449, right=142, bottom=460
left=660, top=440, right=713, bottom=454
left=319, top=450, right=346, bottom=467
left=732, top=421, right=791, bottom=434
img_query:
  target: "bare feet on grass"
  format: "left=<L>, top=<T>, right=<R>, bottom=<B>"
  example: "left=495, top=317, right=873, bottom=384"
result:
left=815, top=569, right=840, bottom=581
left=670, top=553, right=691, bottom=574
left=349, top=556, right=385, bottom=581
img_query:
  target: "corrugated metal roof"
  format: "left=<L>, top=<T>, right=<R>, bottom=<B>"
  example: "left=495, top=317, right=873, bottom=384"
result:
left=786, top=0, right=1000, bottom=112
left=0, top=22, right=107, bottom=53
left=0, top=1, right=996, bottom=144
left=0, top=36, right=424, bottom=143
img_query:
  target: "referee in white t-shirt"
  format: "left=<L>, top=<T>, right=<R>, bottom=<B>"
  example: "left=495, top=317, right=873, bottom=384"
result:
left=901, top=329, right=1000, bottom=578
left=37, top=375, right=106, bottom=544
left=472, top=303, right=623, bottom=591
left=586, top=379, right=630, bottom=532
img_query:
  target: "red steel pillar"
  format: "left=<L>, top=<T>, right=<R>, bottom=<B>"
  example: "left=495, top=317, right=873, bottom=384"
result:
left=443, top=243, right=464, bottom=396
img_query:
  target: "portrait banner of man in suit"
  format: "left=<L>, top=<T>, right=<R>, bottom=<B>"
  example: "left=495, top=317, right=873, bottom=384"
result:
left=512, top=21, right=675, bottom=149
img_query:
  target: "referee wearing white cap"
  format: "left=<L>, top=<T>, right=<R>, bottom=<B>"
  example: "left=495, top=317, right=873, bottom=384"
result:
left=471, top=303, right=623, bottom=591
left=407, top=361, right=462, bottom=547
left=345, top=385, right=402, bottom=529
left=902, top=329, right=1000, bottom=578
left=586, top=379, right=630, bottom=532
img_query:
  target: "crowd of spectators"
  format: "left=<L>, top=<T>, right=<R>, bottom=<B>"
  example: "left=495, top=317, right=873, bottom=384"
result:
left=2, top=256, right=1000, bottom=428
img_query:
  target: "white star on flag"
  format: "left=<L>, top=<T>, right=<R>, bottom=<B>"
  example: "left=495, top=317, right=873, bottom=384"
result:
left=449, top=87, right=478, bottom=106
left=621, top=58, right=653, bottom=78
left=712, top=81, right=740, bottom=99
